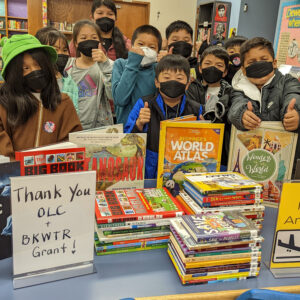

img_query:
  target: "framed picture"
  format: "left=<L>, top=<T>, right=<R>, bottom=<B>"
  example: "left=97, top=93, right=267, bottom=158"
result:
left=214, top=2, right=228, bottom=22
left=227, top=122, right=298, bottom=207
left=212, top=22, right=227, bottom=41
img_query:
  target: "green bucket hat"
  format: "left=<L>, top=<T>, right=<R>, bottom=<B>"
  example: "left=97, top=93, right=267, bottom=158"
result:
left=0, top=34, right=57, bottom=77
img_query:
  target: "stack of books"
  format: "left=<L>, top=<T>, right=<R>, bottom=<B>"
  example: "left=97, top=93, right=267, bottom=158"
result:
left=94, top=187, right=185, bottom=255
left=177, top=172, right=264, bottom=230
left=168, top=211, right=263, bottom=285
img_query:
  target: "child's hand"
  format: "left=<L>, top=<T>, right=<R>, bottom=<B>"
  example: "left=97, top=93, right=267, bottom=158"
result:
left=283, top=98, right=299, bottom=131
left=242, top=101, right=261, bottom=130
left=136, top=102, right=151, bottom=131
left=92, top=46, right=107, bottom=63
left=130, top=47, right=145, bottom=57
left=157, top=47, right=173, bottom=62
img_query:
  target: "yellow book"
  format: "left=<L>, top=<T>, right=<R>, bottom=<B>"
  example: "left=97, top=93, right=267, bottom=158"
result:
left=157, top=121, right=224, bottom=192
left=184, top=172, right=262, bottom=195
left=168, top=249, right=260, bottom=284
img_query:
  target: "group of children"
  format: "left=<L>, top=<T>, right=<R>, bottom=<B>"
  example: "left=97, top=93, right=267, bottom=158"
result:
left=0, top=0, right=299, bottom=179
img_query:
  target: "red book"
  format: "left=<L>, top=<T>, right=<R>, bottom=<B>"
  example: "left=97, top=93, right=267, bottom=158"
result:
left=15, top=146, right=87, bottom=176
left=95, top=187, right=185, bottom=224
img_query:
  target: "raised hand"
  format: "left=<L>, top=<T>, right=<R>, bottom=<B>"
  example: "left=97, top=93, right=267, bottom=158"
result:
left=283, top=98, right=299, bottom=131
left=242, top=101, right=261, bottom=130
left=136, top=102, right=151, bottom=131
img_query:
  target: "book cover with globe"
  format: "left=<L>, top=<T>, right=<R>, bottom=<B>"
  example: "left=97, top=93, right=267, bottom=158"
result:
left=228, top=122, right=298, bottom=206
left=157, top=121, right=224, bottom=196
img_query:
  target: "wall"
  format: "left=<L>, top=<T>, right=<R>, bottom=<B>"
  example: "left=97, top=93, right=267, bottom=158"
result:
left=135, top=0, right=198, bottom=38
left=237, top=0, right=281, bottom=41
left=197, top=0, right=241, bottom=31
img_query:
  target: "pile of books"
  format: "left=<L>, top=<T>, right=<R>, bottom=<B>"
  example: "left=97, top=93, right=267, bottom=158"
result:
left=177, top=172, right=264, bottom=230
left=168, top=211, right=263, bottom=285
left=94, top=187, right=185, bottom=255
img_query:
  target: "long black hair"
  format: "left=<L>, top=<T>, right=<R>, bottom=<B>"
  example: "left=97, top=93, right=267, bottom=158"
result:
left=91, top=0, right=128, bottom=59
left=0, top=48, right=61, bottom=128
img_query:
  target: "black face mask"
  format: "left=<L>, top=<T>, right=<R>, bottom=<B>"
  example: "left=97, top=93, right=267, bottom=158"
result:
left=56, top=54, right=69, bottom=74
left=229, top=53, right=241, bottom=67
left=245, top=61, right=274, bottom=78
left=168, top=41, right=193, bottom=58
left=160, top=80, right=186, bottom=98
left=24, top=70, right=48, bottom=92
left=202, top=66, right=223, bottom=84
left=77, top=40, right=100, bottom=57
left=96, top=17, right=115, bottom=33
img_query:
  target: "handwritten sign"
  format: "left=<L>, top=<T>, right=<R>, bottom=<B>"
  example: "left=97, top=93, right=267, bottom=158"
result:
left=270, top=182, right=300, bottom=271
left=11, top=171, right=96, bottom=276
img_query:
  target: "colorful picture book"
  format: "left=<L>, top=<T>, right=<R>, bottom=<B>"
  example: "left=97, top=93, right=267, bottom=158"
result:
left=95, top=187, right=184, bottom=224
left=69, top=133, right=146, bottom=190
left=181, top=212, right=258, bottom=243
left=227, top=122, right=298, bottom=205
left=0, top=162, right=20, bottom=260
left=157, top=121, right=224, bottom=195
left=15, top=145, right=86, bottom=176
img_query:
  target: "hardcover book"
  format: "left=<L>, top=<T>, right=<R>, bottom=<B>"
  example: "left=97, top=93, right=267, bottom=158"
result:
left=157, top=121, right=224, bottom=196
left=227, top=122, right=298, bottom=205
left=0, top=162, right=20, bottom=260
left=15, top=146, right=86, bottom=176
left=69, top=133, right=146, bottom=190
left=95, top=187, right=184, bottom=224
left=181, top=212, right=258, bottom=243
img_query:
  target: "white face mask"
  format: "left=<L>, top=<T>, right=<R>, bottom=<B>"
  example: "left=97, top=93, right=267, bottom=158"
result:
left=140, top=46, right=157, bottom=67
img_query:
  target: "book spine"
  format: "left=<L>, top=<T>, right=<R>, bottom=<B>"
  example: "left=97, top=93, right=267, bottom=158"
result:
left=202, top=199, right=258, bottom=207
left=96, top=235, right=170, bottom=246
left=102, top=225, right=169, bottom=236
left=95, top=238, right=169, bottom=250
left=202, top=193, right=256, bottom=203
left=97, top=219, right=171, bottom=230
left=95, top=244, right=167, bottom=255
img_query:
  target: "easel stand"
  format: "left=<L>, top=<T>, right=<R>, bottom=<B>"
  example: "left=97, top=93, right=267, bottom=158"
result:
left=13, top=261, right=95, bottom=289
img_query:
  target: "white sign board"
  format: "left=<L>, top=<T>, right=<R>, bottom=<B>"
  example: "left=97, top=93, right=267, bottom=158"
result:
left=11, top=171, right=96, bottom=277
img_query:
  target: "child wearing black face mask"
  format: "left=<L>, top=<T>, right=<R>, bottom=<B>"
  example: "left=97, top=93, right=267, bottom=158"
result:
left=0, top=34, right=82, bottom=159
left=124, top=55, right=202, bottom=179
left=158, top=20, right=197, bottom=80
left=186, top=46, right=232, bottom=168
left=35, top=27, right=79, bottom=113
left=228, top=37, right=300, bottom=172
left=65, top=20, right=114, bottom=130
left=224, top=35, right=248, bottom=85
left=68, top=0, right=130, bottom=60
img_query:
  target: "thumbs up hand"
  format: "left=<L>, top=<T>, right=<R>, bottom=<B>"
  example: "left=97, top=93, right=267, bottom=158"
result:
left=136, top=102, right=151, bottom=131
left=283, top=98, right=299, bottom=131
left=242, top=101, right=261, bottom=130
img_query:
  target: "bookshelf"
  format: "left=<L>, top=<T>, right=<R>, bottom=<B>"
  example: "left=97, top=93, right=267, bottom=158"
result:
left=195, top=1, right=231, bottom=44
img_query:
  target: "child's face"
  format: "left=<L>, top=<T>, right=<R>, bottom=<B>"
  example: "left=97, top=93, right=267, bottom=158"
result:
left=242, top=46, right=277, bottom=87
left=23, top=53, right=41, bottom=76
left=53, top=38, right=69, bottom=55
left=133, top=33, right=159, bottom=52
left=155, top=70, right=188, bottom=87
left=76, top=25, right=100, bottom=46
left=227, top=45, right=241, bottom=55
left=200, top=54, right=227, bottom=76
left=168, top=29, right=193, bottom=45
left=167, top=29, right=193, bottom=45
left=92, top=5, right=116, bottom=21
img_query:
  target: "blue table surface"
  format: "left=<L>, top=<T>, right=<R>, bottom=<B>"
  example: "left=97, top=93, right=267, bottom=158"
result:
left=1, top=206, right=300, bottom=300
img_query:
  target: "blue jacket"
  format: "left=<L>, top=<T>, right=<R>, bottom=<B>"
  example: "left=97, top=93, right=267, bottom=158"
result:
left=112, top=51, right=157, bottom=125
left=125, top=93, right=202, bottom=179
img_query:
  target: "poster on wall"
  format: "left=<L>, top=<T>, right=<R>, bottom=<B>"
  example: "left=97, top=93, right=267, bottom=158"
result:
left=212, top=22, right=227, bottom=41
left=275, top=1, right=300, bottom=67
left=227, top=122, right=298, bottom=207
left=214, top=2, right=228, bottom=22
